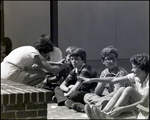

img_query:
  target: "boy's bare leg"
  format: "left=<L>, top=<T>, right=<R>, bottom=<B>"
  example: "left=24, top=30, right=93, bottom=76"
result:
left=114, top=87, right=142, bottom=107
left=102, top=87, right=125, bottom=112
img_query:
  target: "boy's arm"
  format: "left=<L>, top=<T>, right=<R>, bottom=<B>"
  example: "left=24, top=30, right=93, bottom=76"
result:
left=60, top=70, right=75, bottom=92
left=65, top=67, right=96, bottom=96
left=64, top=80, right=82, bottom=97
left=60, top=80, right=69, bottom=92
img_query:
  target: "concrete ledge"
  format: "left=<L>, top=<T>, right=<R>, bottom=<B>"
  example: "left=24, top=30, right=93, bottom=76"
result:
left=1, top=79, right=53, bottom=119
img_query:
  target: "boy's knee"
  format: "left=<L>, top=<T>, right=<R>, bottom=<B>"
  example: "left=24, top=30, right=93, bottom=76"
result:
left=119, top=86, right=125, bottom=91
left=84, top=93, right=92, bottom=103
left=116, top=87, right=125, bottom=94
left=84, top=93, right=92, bottom=99
left=124, top=86, right=133, bottom=93
left=54, top=86, right=60, bottom=93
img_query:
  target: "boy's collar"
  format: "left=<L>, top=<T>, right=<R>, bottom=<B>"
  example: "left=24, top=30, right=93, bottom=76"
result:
left=107, top=65, right=119, bottom=75
left=75, top=63, right=86, bottom=73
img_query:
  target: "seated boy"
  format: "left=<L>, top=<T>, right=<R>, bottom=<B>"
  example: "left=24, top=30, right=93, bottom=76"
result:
left=83, top=46, right=130, bottom=118
left=53, top=47, right=98, bottom=106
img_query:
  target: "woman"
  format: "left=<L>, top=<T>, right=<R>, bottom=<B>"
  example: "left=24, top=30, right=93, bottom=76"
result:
left=1, top=35, right=69, bottom=86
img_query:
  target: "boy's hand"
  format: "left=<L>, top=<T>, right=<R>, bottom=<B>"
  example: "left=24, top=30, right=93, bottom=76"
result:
left=64, top=92, right=69, bottom=97
left=68, top=85, right=74, bottom=90
left=108, top=106, right=123, bottom=117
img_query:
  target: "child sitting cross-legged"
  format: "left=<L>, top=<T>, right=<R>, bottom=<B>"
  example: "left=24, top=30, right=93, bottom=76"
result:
left=53, top=47, right=98, bottom=109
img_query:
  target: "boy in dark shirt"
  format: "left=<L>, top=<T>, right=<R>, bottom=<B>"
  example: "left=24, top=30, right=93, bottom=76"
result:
left=54, top=47, right=98, bottom=106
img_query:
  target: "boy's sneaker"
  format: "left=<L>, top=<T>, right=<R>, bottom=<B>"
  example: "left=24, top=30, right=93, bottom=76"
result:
left=100, top=111, right=113, bottom=119
left=84, top=104, right=96, bottom=119
left=92, top=105, right=102, bottom=118
left=71, top=102, right=85, bottom=112
left=65, top=100, right=74, bottom=109
left=52, top=95, right=57, bottom=103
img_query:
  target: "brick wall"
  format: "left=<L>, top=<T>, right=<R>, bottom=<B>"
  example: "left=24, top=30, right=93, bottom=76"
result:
left=1, top=79, right=53, bottom=119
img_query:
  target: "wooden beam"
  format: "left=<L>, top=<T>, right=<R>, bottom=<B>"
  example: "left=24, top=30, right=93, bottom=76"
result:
left=50, top=0, right=58, bottom=47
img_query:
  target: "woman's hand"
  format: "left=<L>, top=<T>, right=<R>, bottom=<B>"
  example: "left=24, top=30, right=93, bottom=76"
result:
left=47, top=58, right=65, bottom=65
left=57, top=58, right=66, bottom=65
left=107, top=106, right=123, bottom=117
left=62, top=62, right=70, bottom=69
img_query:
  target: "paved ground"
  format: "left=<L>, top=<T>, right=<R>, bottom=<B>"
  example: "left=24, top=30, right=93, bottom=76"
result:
left=47, top=103, right=89, bottom=119
left=47, top=102, right=137, bottom=119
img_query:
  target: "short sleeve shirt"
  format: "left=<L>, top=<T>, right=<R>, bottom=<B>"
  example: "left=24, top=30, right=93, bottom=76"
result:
left=4, top=46, right=42, bottom=69
left=100, top=65, right=128, bottom=93
left=65, top=63, right=98, bottom=92
left=49, top=47, right=62, bottom=62
left=127, top=73, right=149, bottom=95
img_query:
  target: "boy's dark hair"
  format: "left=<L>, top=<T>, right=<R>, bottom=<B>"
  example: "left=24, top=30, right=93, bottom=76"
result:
left=100, top=46, right=118, bottom=60
left=130, top=53, right=149, bottom=74
left=34, top=34, right=54, bottom=54
left=70, top=47, right=86, bottom=63
left=1, top=37, right=12, bottom=55
left=65, top=46, right=77, bottom=56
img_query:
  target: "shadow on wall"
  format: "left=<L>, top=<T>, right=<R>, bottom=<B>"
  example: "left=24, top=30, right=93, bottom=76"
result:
left=87, top=59, right=131, bottom=75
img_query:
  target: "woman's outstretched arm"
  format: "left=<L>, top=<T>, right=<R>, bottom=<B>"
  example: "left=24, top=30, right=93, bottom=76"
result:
left=34, top=55, right=69, bottom=74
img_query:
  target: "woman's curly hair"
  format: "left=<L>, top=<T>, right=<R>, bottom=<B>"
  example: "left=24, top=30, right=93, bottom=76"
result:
left=130, top=53, right=149, bottom=74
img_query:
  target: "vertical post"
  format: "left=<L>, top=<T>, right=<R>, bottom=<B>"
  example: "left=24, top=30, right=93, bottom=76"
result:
left=50, top=0, right=58, bottom=47
left=1, top=1, right=4, bottom=38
